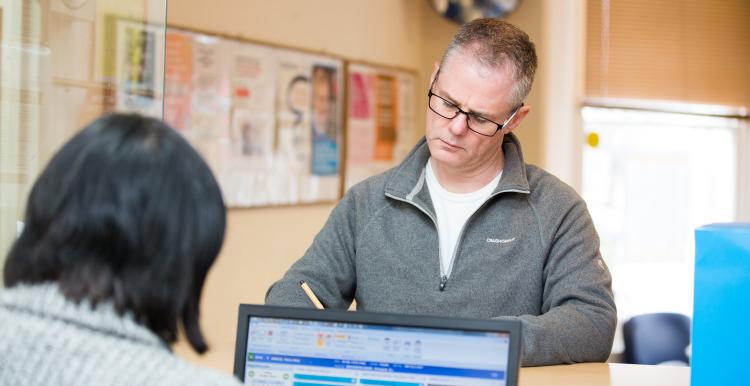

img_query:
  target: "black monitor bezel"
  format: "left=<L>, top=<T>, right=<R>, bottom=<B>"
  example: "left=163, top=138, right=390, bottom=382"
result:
left=233, top=304, right=522, bottom=385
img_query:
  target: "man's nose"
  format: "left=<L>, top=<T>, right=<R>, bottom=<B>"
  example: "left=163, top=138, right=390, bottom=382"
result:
left=448, top=111, right=470, bottom=135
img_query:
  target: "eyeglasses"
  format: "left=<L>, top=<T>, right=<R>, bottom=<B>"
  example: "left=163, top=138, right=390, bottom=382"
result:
left=427, top=71, right=523, bottom=137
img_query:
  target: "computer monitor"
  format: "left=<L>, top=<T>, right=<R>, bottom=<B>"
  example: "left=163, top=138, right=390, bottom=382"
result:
left=234, top=304, right=522, bottom=386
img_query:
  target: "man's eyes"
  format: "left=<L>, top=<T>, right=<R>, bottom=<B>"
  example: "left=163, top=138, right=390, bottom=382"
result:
left=439, top=97, right=493, bottom=124
left=470, top=114, right=490, bottom=124
left=441, top=99, right=457, bottom=109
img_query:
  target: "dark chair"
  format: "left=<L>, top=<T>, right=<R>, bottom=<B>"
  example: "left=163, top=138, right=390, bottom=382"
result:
left=622, top=313, right=691, bottom=365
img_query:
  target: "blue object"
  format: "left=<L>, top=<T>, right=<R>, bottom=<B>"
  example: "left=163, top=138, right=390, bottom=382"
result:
left=359, top=379, right=422, bottom=386
left=622, top=313, right=690, bottom=365
left=294, top=373, right=355, bottom=383
left=692, top=223, right=750, bottom=386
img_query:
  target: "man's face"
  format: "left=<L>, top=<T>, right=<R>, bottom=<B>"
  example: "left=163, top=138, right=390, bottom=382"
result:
left=425, top=50, right=519, bottom=175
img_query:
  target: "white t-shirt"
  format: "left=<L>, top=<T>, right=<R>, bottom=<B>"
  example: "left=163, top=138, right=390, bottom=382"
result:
left=425, top=158, right=503, bottom=275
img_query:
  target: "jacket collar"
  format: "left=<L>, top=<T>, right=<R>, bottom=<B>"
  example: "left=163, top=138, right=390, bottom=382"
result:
left=384, top=133, right=531, bottom=200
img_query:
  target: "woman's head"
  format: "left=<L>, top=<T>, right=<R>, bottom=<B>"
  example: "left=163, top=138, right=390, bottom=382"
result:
left=4, top=113, right=226, bottom=353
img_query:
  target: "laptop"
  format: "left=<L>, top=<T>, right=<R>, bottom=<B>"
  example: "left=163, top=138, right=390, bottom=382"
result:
left=233, top=304, right=522, bottom=386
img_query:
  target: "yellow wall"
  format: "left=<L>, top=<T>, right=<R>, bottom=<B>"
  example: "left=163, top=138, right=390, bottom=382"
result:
left=166, top=0, right=547, bottom=371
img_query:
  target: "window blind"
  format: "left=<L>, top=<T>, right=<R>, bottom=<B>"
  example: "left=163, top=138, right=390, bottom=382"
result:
left=586, top=0, right=750, bottom=108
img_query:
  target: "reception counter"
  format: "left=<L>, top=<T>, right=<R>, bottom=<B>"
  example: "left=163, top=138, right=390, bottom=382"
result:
left=520, top=362, right=690, bottom=386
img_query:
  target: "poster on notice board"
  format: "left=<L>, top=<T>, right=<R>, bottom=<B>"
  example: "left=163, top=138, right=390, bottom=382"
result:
left=160, top=26, right=343, bottom=207
left=345, top=63, right=417, bottom=190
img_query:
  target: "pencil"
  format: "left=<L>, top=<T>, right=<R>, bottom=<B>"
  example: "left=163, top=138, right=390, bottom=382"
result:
left=299, top=280, right=325, bottom=309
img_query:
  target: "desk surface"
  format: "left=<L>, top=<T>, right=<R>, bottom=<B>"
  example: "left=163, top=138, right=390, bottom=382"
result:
left=177, top=344, right=690, bottom=386
left=520, top=363, right=690, bottom=386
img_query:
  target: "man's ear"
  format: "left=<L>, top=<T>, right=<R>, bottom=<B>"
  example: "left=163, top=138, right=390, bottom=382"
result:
left=501, top=105, right=531, bottom=135
left=429, top=61, right=440, bottom=85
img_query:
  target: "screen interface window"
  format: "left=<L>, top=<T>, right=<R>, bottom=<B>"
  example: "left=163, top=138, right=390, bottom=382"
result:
left=243, top=316, right=511, bottom=386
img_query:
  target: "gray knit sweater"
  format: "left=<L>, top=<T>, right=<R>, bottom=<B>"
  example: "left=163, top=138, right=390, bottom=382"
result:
left=0, top=283, right=241, bottom=386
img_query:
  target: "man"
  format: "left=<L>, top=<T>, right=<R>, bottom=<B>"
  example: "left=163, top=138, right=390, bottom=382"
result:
left=266, top=18, right=616, bottom=366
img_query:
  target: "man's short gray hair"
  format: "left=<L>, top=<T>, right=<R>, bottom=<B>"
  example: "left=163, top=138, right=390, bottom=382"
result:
left=442, top=18, right=537, bottom=107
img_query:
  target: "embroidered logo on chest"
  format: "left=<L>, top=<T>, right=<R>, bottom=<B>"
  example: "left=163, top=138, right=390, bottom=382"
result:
left=486, top=237, right=516, bottom=244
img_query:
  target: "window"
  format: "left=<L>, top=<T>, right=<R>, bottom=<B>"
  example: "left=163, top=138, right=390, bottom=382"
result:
left=581, top=104, right=747, bottom=331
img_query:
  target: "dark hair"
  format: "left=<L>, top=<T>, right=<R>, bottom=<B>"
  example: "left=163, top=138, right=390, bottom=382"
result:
left=442, top=18, right=538, bottom=106
left=3, top=113, right=226, bottom=354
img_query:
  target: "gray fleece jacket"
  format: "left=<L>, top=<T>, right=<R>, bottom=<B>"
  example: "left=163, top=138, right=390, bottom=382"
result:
left=266, top=133, right=616, bottom=366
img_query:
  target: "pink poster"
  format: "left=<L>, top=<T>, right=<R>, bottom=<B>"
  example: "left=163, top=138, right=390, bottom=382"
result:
left=350, top=72, right=371, bottom=119
left=347, top=71, right=375, bottom=164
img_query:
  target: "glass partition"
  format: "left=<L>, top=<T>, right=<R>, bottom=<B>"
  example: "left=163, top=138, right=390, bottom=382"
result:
left=0, top=0, right=167, bottom=284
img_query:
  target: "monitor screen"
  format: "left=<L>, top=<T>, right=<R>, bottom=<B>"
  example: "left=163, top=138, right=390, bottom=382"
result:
left=242, top=316, right=512, bottom=386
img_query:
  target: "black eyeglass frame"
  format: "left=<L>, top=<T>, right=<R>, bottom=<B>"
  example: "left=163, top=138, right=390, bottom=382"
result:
left=427, top=70, right=523, bottom=137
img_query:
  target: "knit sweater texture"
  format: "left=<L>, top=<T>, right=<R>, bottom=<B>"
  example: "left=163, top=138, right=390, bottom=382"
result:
left=0, top=283, right=241, bottom=386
